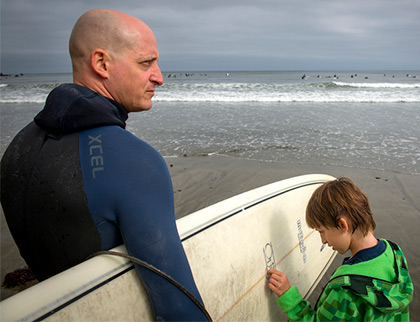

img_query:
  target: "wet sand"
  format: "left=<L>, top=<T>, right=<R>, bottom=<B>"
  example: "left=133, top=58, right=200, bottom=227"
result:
left=1, top=155, right=419, bottom=319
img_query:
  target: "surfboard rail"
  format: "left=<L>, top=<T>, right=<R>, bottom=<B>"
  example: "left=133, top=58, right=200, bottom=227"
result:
left=177, top=174, right=334, bottom=240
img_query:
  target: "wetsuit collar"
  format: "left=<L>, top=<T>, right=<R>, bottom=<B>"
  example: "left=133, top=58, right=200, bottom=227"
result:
left=35, top=84, right=128, bottom=134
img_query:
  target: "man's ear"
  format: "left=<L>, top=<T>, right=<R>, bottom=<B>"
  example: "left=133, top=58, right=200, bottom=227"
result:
left=338, top=217, right=350, bottom=234
left=90, top=48, right=110, bottom=78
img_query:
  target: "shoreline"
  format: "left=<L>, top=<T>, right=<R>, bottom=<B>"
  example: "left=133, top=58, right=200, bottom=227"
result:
left=1, top=155, right=419, bottom=318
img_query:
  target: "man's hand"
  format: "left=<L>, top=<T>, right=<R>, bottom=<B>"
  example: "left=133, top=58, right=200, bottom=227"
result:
left=267, top=269, right=291, bottom=297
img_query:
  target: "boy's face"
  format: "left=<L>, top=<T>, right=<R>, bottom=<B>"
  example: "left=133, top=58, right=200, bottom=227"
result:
left=316, top=218, right=352, bottom=254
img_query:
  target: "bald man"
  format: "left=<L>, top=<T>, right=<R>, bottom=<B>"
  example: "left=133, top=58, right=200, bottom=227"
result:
left=1, top=9, right=207, bottom=321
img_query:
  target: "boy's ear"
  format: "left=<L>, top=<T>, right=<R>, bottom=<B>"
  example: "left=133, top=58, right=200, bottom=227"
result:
left=338, top=217, right=349, bottom=233
left=90, top=48, right=110, bottom=79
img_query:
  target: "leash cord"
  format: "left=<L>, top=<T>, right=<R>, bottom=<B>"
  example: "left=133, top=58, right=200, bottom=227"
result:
left=91, top=250, right=213, bottom=321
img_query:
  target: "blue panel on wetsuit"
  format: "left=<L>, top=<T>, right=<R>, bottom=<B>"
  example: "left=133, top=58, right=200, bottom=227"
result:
left=79, top=125, right=207, bottom=321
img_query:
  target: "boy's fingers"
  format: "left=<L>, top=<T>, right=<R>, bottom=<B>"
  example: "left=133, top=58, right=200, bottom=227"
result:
left=267, top=269, right=284, bottom=276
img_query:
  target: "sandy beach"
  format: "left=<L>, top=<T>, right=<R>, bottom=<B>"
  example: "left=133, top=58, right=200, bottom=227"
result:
left=2, top=154, right=419, bottom=319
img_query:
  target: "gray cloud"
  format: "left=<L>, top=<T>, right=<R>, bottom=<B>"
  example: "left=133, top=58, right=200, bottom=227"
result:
left=1, top=0, right=419, bottom=73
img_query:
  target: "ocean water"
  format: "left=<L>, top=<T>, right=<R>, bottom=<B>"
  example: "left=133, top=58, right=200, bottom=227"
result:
left=1, top=71, right=419, bottom=174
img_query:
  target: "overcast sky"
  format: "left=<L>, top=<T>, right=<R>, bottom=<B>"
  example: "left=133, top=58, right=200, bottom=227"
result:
left=1, top=0, right=419, bottom=74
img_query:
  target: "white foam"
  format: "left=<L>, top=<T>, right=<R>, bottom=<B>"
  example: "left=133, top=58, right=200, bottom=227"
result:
left=333, top=82, right=419, bottom=89
left=154, top=82, right=420, bottom=103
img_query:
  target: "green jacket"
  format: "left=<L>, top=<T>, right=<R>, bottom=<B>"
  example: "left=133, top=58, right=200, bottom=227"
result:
left=277, top=239, right=413, bottom=321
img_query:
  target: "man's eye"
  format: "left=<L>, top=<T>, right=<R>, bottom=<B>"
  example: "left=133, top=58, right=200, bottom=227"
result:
left=140, top=61, right=152, bottom=67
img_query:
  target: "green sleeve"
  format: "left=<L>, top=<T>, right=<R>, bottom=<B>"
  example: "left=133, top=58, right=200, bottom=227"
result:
left=276, top=285, right=361, bottom=321
left=276, top=286, right=315, bottom=322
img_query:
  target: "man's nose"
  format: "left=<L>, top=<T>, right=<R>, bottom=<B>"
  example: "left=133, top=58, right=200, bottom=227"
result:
left=151, top=64, right=164, bottom=86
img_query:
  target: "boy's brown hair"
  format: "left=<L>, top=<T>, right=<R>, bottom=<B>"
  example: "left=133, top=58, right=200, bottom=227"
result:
left=306, top=177, right=376, bottom=236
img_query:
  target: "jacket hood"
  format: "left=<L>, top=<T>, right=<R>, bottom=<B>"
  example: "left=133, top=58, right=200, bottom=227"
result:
left=330, top=240, right=413, bottom=315
left=34, top=84, right=128, bottom=134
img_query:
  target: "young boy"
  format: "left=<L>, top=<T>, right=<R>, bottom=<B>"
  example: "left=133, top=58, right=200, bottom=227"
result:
left=268, top=177, right=413, bottom=321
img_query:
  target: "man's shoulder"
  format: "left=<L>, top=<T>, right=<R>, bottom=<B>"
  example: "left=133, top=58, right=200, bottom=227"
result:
left=81, top=125, right=149, bottom=148
left=79, top=125, right=165, bottom=166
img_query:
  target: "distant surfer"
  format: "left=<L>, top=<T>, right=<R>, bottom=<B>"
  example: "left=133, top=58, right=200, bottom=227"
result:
left=1, top=9, right=208, bottom=321
left=267, top=177, right=413, bottom=321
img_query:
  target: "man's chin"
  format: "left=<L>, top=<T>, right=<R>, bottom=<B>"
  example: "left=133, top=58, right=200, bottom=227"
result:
left=126, top=103, right=153, bottom=113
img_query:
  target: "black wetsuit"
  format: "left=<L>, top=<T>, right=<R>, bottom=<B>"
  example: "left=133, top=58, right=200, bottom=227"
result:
left=1, top=84, right=207, bottom=321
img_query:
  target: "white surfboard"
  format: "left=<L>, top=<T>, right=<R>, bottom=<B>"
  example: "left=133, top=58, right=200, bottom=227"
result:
left=1, top=174, right=336, bottom=321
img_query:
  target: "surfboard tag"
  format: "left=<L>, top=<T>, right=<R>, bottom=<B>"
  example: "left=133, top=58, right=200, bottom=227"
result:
left=320, top=243, right=327, bottom=252
left=263, top=242, right=276, bottom=279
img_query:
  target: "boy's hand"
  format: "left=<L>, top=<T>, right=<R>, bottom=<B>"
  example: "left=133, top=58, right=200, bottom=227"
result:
left=267, top=269, right=291, bottom=297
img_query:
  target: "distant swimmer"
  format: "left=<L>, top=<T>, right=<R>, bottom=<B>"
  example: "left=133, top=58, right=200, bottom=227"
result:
left=301, top=74, right=309, bottom=80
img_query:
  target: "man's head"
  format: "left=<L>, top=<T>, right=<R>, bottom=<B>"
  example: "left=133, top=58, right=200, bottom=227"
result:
left=69, top=9, right=163, bottom=112
left=306, top=177, right=376, bottom=233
